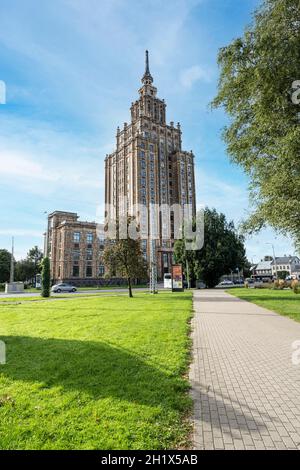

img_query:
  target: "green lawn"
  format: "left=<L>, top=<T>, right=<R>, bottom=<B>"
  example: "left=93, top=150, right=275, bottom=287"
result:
left=228, top=288, right=300, bottom=322
left=0, top=292, right=134, bottom=303
left=0, top=292, right=192, bottom=450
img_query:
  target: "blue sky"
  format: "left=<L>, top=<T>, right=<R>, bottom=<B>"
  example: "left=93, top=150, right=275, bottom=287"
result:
left=0, top=0, right=295, bottom=262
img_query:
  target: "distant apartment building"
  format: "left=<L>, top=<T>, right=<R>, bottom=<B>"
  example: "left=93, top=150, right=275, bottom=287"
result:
left=252, top=260, right=273, bottom=279
left=252, top=255, right=300, bottom=279
left=105, top=51, right=196, bottom=278
left=46, top=211, right=105, bottom=285
left=271, top=256, right=300, bottom=277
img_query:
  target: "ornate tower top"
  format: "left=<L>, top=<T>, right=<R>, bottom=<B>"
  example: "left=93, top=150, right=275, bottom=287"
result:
left=142, top=50, right=153, bottom=85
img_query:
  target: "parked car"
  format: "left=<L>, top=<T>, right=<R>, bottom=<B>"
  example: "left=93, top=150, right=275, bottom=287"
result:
left=233, top=279, right=244, bottom=285
left=51, top=283, right=77, bottom=293
left=245, top=278, right=263, bottom=288
left=196, top=280, right=206, bottom=289
left=216, top=280, right=234, bottom=288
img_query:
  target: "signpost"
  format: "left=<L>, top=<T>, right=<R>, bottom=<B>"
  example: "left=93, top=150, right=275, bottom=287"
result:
left=172, top=264, right=184, bottom=292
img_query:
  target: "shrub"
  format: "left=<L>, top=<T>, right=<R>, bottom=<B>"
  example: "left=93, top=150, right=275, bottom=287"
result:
left=244, top=281, right=249, bottom=288
left=278, top=279, right=286, bottom=290
left=41, top=257, right=50, bottom=298
left=273, top=279, right=280, bottom=289
left=291, top=279, right=299, bottom=294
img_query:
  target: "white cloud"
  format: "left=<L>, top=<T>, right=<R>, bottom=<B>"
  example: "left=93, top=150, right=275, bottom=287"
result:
left=0, top=228, right=42, bottom=237
left=180, top=65, right=212, bottom=89
left=0, top=150, right=58, bottom=182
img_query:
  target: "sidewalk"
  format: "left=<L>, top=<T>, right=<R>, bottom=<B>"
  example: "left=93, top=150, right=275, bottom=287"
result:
left=190, top=289, right=300, bottom=450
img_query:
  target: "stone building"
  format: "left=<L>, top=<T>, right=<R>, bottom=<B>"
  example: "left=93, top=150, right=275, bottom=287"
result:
left=105, top=51, right=196, bottom=278
left=46, top=211, right=105, bottom=285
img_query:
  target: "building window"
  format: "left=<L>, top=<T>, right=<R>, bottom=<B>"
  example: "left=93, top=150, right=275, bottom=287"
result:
left=99, top=237, right=105, bottom=250
left=87, top=233, right=93, bottom=244
left=163, top=253, right=169, bottom=268
left=86, top=249, right=93, bottom=261
left=73, top=232, right=81, bottom=243
left=73, top=265, right=79, bottom=277
left=86, top=264, right=93, bottom=277
left=99, top=265, right=105, bottom=276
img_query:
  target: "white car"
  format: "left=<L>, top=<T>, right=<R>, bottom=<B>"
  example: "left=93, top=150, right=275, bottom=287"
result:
left=51, top=283, right=77, bottom=293
left=216, top=280, right=234, bottom=287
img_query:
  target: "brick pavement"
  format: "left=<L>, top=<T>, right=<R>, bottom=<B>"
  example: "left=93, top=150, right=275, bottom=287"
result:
left=190, top=289, right=300, bottom=450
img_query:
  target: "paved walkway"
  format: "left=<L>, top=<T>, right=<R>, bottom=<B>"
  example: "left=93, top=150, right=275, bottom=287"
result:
left=190, top=289, right=300, bottom=450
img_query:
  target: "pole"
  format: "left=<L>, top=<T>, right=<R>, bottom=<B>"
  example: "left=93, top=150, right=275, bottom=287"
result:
left=149, top=205, right=158, bottom=294
left=186, top=259, right=190, bottom=289
left=44, top=211, right=48, bottom=257
left=272, top=244, right=278, bottom=279
left=10, top=236, right=14, bottom=283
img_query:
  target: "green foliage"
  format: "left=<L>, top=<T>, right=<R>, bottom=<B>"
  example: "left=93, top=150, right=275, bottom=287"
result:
left=15, top=259, right=36, bottom=282
left=0, top=249, right=12, bottom=283
left=174, top=208, right=249, bottom=288
left=212, top=0, right=300, bottom=245
left=277, top=270, right=289, bottom=280
left=104, top=217, right=148, bottom=297
left=27, top=246, right=43, bottom=272
left=0, top=293, right=192, bottom=449
left=41, top=257, right=50, bottom=298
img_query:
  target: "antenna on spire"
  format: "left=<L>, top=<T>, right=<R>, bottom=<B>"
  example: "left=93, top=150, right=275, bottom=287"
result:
left=145, top=50, right=150, bottom=74
left=142, top=50, right=153, bottom=84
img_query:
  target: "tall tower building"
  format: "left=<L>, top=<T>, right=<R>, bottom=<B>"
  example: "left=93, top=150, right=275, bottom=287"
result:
left=105, top=51, right=196, bottom=278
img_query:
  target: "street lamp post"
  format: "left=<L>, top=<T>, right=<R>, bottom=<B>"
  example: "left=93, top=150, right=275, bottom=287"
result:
left=266, top=243, right=278, bottom=279
left=10, top=236, right=14, bottom=283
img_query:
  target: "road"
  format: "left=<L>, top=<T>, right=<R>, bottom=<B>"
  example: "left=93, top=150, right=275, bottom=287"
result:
left=0, top=285, right=165, bottom=298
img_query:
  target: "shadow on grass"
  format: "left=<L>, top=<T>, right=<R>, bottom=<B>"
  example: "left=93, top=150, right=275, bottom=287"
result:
left=233, top=295, right=300, bottom=303
left=0, top=336, right=189, bottom=411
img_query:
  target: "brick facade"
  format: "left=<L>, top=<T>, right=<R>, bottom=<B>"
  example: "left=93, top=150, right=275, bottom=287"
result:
left=105, top=51, right=196, bottom=279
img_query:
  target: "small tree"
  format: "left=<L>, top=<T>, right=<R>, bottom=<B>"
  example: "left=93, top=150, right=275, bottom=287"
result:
left=27, top=246, right=43, bottom=275
left=104, top=217, right=148, bottom=297
left=41, top=257, right=51, bottom=298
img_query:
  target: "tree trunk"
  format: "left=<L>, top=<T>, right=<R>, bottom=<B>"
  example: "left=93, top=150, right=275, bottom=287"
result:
left=128, top=277, right=133, bottom=298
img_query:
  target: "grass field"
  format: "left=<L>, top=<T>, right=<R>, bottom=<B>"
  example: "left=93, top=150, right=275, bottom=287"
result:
left=0, top=292, right=192, bottom=450
left=229, top=288, right=300, bottom=322
left=0, top=292, right=134, bottom=303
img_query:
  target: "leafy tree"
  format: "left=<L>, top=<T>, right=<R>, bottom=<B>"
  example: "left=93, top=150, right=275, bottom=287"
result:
left=13, top=246, right=43, bottom=284
left=41, top=257, right=51, bottom=298
left=27, top=246, right=43, bottom=273
left=212, top=0, right=300, bottom=246
left=174, top=208, right=249, bottom=288
left=277, top=270, right=289, bottom=280
left=104, top=217, right=148, bottom=297
left=15, top=259, right=36, bottom=282
left=0, top=249, right=12, bottom=283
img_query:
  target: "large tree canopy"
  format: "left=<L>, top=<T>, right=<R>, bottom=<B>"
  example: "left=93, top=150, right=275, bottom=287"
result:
left=212, top=0, right=300, bottom=246
left=174, top=208, right=249, bottom=288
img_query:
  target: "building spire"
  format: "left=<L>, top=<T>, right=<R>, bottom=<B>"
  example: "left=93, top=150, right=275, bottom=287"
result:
left=142, top=50, right=153, bottom=84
